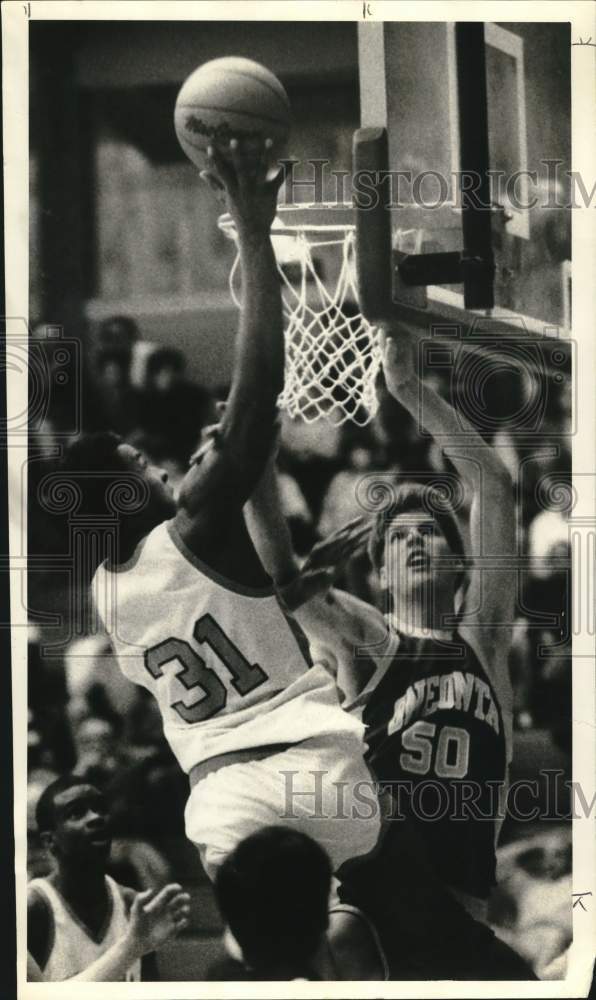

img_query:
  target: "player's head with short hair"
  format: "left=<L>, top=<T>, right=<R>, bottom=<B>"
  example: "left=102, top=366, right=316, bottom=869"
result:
left=215, top=826, right=332, bottom=978
left=60, top=431, right=176, bottom=561
left=35, top=775, right=92, bottom=833
left=368, top=479, right=466, bottom=606
left=36, top=775, right=112, bottom=866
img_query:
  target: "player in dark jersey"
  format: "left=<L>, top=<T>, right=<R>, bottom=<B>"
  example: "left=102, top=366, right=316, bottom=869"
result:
left=244, top=322, right=529, bottom=977
left=311, top=326, right=519, bottom=973
left=356, top=326, right=515, bottom=917
left=360, top=627, right=506, bottom=901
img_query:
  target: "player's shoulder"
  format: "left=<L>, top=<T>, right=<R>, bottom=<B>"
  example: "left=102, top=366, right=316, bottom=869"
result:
left=91, top=521, right=177, bottom=625
left=322, top=588, right=389, bottom=645
left=93, top=521, right=177, bottom=595
left=293, top=587, right=390, bottom=672
left=106, top=520, right=172, bottom=573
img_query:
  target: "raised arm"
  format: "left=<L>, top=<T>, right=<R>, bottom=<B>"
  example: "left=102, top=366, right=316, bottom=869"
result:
left=243, top=439, right=299, bottom=590
left=176, top=140, right=285, bottom=546
left=380, top=326, right=515, bottom=699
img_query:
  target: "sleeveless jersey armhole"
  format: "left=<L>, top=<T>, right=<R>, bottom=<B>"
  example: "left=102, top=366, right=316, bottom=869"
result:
left=28, top=883, right=55, bottom=972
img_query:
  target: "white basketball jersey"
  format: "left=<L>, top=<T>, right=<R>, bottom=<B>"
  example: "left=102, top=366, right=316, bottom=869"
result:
left=28, top=875, right=141, bottom=982
left=93, top=520, right=363, bottom=773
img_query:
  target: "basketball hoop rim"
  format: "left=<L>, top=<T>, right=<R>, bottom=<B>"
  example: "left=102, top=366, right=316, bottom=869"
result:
left=218, top=201, right=355, bottom=240
left=217, top=199, right=475, bottom=241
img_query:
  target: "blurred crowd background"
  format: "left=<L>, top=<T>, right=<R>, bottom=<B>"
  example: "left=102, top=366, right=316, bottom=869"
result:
left=26, top=19, right=573, bottom=980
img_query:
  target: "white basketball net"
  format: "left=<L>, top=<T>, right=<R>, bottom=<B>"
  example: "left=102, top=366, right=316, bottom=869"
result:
left=219, top=210, right=381, bottom=426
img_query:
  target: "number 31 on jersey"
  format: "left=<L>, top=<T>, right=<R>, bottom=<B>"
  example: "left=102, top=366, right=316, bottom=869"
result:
left=144, top=613, right=268, bottom=724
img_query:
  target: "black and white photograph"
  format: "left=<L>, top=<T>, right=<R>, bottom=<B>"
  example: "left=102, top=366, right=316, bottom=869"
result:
left=3, top=1, right=595, bottom=995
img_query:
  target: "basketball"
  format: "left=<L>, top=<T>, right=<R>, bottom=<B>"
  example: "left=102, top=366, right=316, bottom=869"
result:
left=174, top=56, right=291, bottom=169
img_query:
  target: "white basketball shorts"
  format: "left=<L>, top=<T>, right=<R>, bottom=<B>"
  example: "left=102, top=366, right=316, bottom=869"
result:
left=185, top=734, right=381, bottom=880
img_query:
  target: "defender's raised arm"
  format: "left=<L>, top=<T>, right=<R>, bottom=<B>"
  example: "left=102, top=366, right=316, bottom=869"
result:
left=379, top=323, right=515, bottom=710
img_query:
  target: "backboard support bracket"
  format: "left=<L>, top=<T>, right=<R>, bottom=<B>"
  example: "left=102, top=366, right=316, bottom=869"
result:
left=354, top=22, right=496, bottom=319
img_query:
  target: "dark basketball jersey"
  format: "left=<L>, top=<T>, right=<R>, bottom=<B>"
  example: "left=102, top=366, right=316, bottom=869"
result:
left=362, top=631, right=506, bottom=899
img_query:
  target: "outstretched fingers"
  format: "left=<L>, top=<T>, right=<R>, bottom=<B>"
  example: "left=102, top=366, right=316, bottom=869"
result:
left=143, top=883, right=186, bottom=915
left=167, top=891, right=191, bottom=913
left=227, top=135, right=275, bottom=190
left=131, top=888, right=156, bottom=914
left=304, top=516, right=371, bottom=572
left=198, top=131, right=286, bottom=205
left=202, top=134, right=283, bottom=235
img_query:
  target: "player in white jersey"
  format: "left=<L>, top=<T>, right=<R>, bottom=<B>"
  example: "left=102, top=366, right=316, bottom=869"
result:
left=27, top=776, right=190, bottom=981
left=62, top=141, right=380, bottom=903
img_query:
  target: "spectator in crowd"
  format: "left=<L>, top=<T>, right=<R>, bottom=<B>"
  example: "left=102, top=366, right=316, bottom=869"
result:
left=134, top=346, right=211, bottom=465
left=28, top=629, right=73, bottom=773
left=94, top=345, right=139, bottom=436
left=72, top=715, right=126, bottom=788
left=97, top=315, right=140, bottom=352
left=63, top=633, right=140, bottom=736
left=317, top=444, right=376, bottom=539
left=489, top=828, right=572, bottom=979
left=105, top=690, right=188, bottom=848
left=316, top=442, right=381, bottom=601
left=27, top=775, right=190, bottom=981
left=280, top=411, right=343, bottom=519
left=508, top=618, right=535, bottom=729
left=69, top=705, right=179, bottom=890
left=27, top=777, right=59, bottom=880
left=276, top=462, right=315, bottom=557
left=374, top=382, right=436, bottom=476
left=522, top=482, right=571, bottom=746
